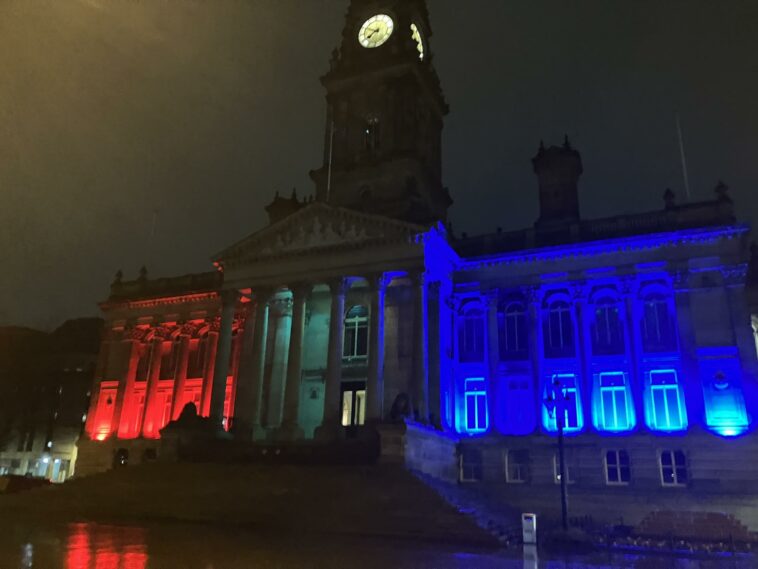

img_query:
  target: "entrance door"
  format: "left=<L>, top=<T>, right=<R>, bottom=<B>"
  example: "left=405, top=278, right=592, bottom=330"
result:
left=341, top=382, right=367, bottom=435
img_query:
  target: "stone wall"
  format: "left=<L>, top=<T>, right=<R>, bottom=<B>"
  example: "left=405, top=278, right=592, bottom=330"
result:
left=398, top=422, right=460, bottom=483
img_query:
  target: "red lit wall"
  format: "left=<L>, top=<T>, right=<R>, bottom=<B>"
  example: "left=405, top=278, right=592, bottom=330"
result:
left=87, top=315, right=243, bottom=442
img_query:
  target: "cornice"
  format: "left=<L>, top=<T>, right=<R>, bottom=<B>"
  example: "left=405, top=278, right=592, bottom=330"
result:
left=101, top=292, right=220, bottom=311
left=458, top=225, right=749, bottom=272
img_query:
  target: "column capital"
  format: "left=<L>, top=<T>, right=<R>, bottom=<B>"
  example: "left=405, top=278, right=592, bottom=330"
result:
left=366, top=272, right=391, bottom=293
left=219, top=288, right=241, bottom=305
left=672, top=268, right=691, bottom=291
left=251, top=286, right=275, bottom=303
left=619, top=275, right=637, bottom=296
left=482, top=288, right=500, bottom=307
left=570, top=282, right=589, bottom=302
left=409, top=270, right=426, bottom=287
left=328, top=277, right=352, bottom=296
left=271, top=297, right=294, bottom=316
left=289, top=282, right=313, bottom=299
left=524, top=284, right=542, bottom=305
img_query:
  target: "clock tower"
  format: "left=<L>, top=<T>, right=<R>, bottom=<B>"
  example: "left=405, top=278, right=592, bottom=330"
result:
left=310, top=0, right=451, bottom=225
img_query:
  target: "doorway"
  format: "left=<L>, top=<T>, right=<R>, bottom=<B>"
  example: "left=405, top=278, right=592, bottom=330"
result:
left=341, top=381, right=367, bottom=434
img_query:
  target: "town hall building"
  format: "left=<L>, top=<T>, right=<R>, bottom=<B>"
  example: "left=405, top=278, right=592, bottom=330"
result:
left=76, top=0, right=758, bottom=530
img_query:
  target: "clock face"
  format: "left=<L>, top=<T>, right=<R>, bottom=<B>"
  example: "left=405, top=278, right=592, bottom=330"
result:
left=411, top=23, right=425, bottom=60
left=358, top=14, right=394, bottom=49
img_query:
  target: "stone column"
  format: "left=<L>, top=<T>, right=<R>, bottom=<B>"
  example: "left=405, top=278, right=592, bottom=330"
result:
left=411, top=272, right=429, bottom=423
left=527, top=286, right=545, bottom=428
left=366, top=274, right=388, bottom=423
left=485, top=289, right=500, bottom=433
left=170, top=332, right=192, bottom=421
left=209, top=290, right=239, bottom=431
left=141, top=335, right=166, bottom=437
left=316, top=277, right=349, bottom=440
left=114, top=337, right=140, bottom=438
left=200, top=330, right=219, bottom=417
left=278, top=284, right=311, bottom=440
left=250, top=290, right=272, bottom=437
left=573, top=285, right=592, bottom=419
left=427, top=281, right=443, bottom=429
left=621, top=278, right=644, bottom=415
left=673, top=269, right=701, bottom=415
left=265, top=297, right=293, bottom=427
left=232, top=303, right=257, bottom=439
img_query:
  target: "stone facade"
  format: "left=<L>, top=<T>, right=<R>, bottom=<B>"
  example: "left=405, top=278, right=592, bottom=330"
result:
left=76, top=0, right=758, bottom=533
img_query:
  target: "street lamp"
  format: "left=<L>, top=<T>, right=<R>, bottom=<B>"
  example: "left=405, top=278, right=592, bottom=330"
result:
left=544, top=377, right=570, bottom=532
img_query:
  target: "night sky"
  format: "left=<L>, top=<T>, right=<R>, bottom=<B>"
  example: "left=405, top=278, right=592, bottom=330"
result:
left=1, top=0, right=757, bottom=329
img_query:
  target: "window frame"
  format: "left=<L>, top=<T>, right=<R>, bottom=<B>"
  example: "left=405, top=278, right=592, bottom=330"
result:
left=598, top=372, right=633, bottom=432
left=641, top=294, right=676, bottom=352
left=659, top=450, right=689, bottom=488
left=463, top=377, right=488, bottom=433
left=459, top=448, right=483, bottom=483
left=545, top=300, right=575, bottom=358
left=648, top=369, right=686, bottom=431
left=499, top=301, right=528, bottom=360
left=552, top=453, right=575, bottom=485
left=505, top=449, right=530, bottom=484
left=343, top=305, right=369, bottom=362
left=604, top=449, right=631, bottom=486
left=543, top=373, right=583, bottom=433
left=592, top=297, right=625, bottom=355
left=459, top=308, right=485, bottom=363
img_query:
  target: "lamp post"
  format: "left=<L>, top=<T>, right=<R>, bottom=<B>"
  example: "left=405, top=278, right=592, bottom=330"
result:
left=544, top=377, right=570, bottom=532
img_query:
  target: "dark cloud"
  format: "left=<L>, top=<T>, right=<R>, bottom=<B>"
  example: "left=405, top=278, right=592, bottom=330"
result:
left=2, top=0, right=757, bottom=328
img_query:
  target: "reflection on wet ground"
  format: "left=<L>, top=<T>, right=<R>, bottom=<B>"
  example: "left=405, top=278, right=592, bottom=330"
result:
left=0, top=521, right=754, bottom=569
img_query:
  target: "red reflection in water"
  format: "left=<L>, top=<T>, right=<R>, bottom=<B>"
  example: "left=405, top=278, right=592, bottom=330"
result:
left=66, top=523, right=147, bottom=569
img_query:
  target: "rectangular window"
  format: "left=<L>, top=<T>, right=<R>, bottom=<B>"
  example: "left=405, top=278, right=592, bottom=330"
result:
left=599, top=372, right=632, bottom=431
left=660, top=450, right=688, bottom=487
left=459, top=448, right=483, bottom=482
left=553, top=454, right=574, bottom=485
left=505, top=449, right=530, bottom=483
left=649, top=370, right=685, bottom=431
left=464, top=378, right=488, bottom=433
left=605, top=450, right=631, bottom=485
left=543, top=374, right=582, bottom=432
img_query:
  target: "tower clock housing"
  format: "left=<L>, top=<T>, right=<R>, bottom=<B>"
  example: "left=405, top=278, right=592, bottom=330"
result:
left=310, top=0, right=451, bottom=225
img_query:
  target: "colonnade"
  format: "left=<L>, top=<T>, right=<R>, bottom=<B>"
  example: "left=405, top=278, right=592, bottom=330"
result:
left=206, top=272, right=435, bottom=440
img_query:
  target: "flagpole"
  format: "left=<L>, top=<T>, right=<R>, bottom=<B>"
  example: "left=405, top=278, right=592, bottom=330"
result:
left=676, top=113, right=692, bottom=202
left=326, top=118, right=335, bottom=203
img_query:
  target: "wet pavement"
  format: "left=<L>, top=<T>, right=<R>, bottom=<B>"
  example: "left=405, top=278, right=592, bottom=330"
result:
left=0, top=521, right=753, bottom=568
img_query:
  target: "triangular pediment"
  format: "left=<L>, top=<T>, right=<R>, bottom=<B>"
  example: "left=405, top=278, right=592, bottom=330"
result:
left=215, top=203, right=428, bottom=267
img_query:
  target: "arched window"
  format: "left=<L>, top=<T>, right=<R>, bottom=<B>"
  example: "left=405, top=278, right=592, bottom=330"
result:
left=592, top=297, right=625, bottom=355
left=499, top=302, right=528, bottom=361
left=544, top=300, right=574, bottom=358
left=343, top=305, right=369, bottom=361
left=642, top=295, right=676, bottom=352
left=459, top=308, right=485, bottom=363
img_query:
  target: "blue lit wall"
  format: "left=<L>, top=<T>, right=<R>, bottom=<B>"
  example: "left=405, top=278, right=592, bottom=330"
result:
left=442, top=225, right=754, bottom=441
